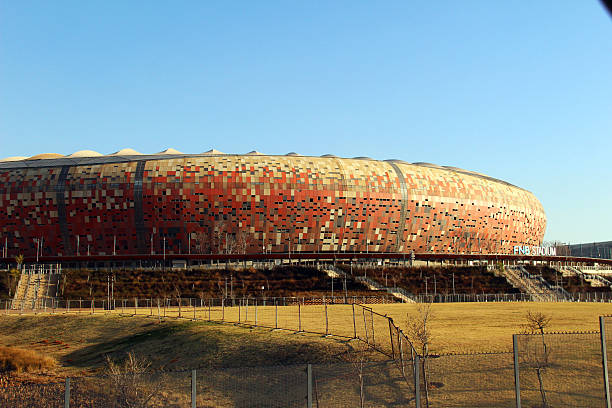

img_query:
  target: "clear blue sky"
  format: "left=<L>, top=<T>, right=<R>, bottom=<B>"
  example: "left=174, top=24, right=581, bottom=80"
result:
left=1, top=1, right=611, bottom=244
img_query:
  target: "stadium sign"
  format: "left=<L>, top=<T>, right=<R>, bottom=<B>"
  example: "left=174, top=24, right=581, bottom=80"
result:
left=513, top=245, right=556, bottom=256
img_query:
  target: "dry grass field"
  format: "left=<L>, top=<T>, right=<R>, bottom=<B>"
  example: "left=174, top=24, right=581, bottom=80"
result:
left=1, top=301, right=610, bottom=407
left=0, top=315, right=353, bottom=375
left=79, top=301, right=611, bottom=353
left=370, top=302, right=611, bottom=352
left=3, top=301, right=610, bottom=355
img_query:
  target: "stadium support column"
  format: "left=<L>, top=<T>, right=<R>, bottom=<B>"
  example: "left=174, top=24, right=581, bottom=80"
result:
left=388, top=162, right=409, bottom=253
left=55, top=165, right=72, bottom=255
left=134, top=161, right=146, bottom=253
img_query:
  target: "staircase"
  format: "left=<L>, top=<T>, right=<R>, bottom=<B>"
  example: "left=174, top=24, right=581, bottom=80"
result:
left=568, top=266, right=612, bottom=289
left=321, top=265, right=415, bottom=303
left=501, top=266, right=563, bottom=301
left=12, top=272, right=60, bottom=310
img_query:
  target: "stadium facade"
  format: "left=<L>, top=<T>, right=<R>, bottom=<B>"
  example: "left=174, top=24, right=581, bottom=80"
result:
left=0, top=150, right=546, bottom=258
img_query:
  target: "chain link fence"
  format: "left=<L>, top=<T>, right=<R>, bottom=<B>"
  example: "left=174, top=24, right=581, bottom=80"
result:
left=516, top=330, right=609, bottom=407
left=3, top=302, right=612, bottom=407
left=423, top=352, right=515, bottom=408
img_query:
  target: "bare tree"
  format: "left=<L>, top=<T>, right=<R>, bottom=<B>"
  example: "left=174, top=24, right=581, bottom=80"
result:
left=236, top=230, right=250, bottom=254
left=8, top=255, right=24, bottom=298
left=193, top=231, right=208, bottom=254
left=341, top=342, right=371, bottom=408
left=60, top=269, right=74, bottom=296
left=523, top=311, right=552, bottom=408
left=173, top=285, right=182, bottom=318
left=406, top=302, right=434, bottom=408
left=543, top=241, right=570, bottom=256
left=14, top=254, right=24, bottom=272
left=225, top=234, right=236, bottom=254
left=211, top=219, right=226, bottom=254
left=105, top=351, right=159, bottom=408
left=7, top=267, right=21, bottom=297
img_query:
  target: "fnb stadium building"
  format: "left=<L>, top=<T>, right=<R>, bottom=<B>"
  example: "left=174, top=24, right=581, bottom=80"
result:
left=0, top=149, right=546, bottom=258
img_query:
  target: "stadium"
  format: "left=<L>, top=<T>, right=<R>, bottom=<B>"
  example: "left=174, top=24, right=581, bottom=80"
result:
left=0, top=149, right=547, bottom=259
left=1, top=150, right=612, bottom=408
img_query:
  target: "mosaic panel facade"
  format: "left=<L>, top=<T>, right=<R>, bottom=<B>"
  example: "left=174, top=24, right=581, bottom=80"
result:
left=0, top=155, right=546, bottom=257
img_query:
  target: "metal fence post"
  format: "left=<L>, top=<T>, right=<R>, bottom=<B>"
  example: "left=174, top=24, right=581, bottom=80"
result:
left=399, top=334, right=405, bottom=379
left=307, top=364, right=313, bottom=408
left=352, top=303, right=357, bottom=339
left=298, top=302, right=302, bottom=332
left=275, top=299, right=278, bottom=329
left=191, top=369, right=197, bottom=408
left=513, top=334, right=522, bottom=408
left=388, top=319, right=395, bottom=359
left=222, top=298, right=225, bottom=321
left=64, top=377, right=70, bottom=408
left=362, top=308, right=369, bottom=344
left=600, top=316, right=611, bottom=408
left=324, top=300, right=328, bottom=336
left=414, top=356, right=420, bottom=408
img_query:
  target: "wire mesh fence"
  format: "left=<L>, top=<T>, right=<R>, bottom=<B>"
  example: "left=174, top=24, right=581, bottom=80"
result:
left=516, top=331, right=607, bottom=407
left=200, top=365, right=310, bottom=408
left=4, top=289, right=612, bottom=315
left=424, top=352, right=516, bottom=408
left=1, top=363, right=412, bottom=408
left=313, top=360, right=415, bottom=408
left=4, top=299, right=612, bottom=407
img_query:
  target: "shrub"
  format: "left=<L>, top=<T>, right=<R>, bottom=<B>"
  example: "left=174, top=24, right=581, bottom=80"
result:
left=0, top=345, right=57, bottom=373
